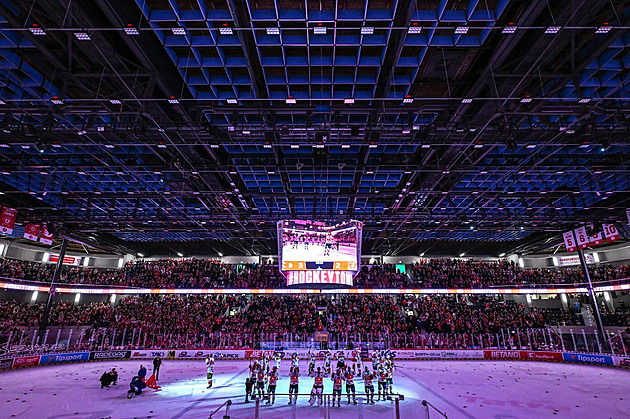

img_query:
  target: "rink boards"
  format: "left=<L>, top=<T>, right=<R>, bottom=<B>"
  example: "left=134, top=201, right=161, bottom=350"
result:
left=1, top=348, right=628, bottom=371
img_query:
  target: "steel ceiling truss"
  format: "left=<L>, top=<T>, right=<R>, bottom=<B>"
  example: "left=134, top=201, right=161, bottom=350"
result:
left=0, top=0, right=629, bottom=256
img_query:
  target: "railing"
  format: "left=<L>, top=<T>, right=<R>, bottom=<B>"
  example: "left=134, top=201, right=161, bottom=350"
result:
left=1, top=327, right=628, bottom=357
left=422, top=399, right=448, bottom=419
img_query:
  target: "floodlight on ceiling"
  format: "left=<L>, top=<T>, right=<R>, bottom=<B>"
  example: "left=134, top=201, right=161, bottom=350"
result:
left=313, top=26, right=327, bottom=35
left=29, top=25, right=45, bottom=35
left=109, top=99, right=121, bottom=104
left=578, top=97, right=592, bottom=103
left=219, top=27, right=233, bottom=35
left=226, top=98, right=238, bottom=104
left=0, top=99, right=5, bottom=105
left=545, top=26, right=561, bottom=34
left=172, top=27, right=186, bottom=35
left=341, top=144, right=350, bottom=149
left=266, top=27, right=280, bottom=35
left=408, top=24, right=422, bottom=34
left=124, top=25, right=139, bottom=35
left=461, top=98, right=473, bottom=103
left=344, top=98, right=355, bottom=104
left=454, top=26, right=469, bottom=34
left=502, top=23, right=517, bottom=34
left=74, top=32, right=91, bottom=40
left=361, top=27, right=374, bottom=35
left=285, top=96, right=296, bottom=104
left=51, top=96, right=63, bottom=105
left=402, top=96, right=414, bottom=104
left=168, top=96, right=179, bottom=104
left=520, top=96, right=533, bottom=103
left=596, top=23, right=611, bottom=34
left=263, top=143, right=272, bottom=148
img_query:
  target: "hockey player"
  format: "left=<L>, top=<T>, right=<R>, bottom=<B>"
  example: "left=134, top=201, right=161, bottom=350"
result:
left=336, top=353, right=346, bottom=371
left=331, top=369, right=343, bottom=407
left=291, top=353, right=299, bottom=370
left=308, top=367, right=324, bottom=406
left=205, top=354, right=215, bottom=388
left=308, top=352, right=316, bottom=375
left=249, top=361, right=259, bottom=379
left=344, top=368, right=357, bottom=405
left=262, top=354, right=270, bottom=373
left=362, top=367, right=375, bottom=404
left=288, top=366, right=300, bottom=405
left=376, top=366, right=388, bottom=401
left=266, top=366, right=279, bottom=405
left=385, top=357, right=395, bottom=397
left=355, top=350, right=363, bottom=373
left=371, top=351, right=379, bottom=370
left=255, top=367, right=266, bottom=401
left=324, top=352, right=332, bottom=377
left=274, top=352, right=282, bottom=370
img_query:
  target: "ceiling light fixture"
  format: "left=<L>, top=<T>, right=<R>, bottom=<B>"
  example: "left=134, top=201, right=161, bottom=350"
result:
left=361, top=27, right=374, bottom=35
left=408, top=24, right=422, bottom=34
left=74, top=32, right=91, bottom=40
left=266, top=27, right=279, bottom=35
left=172, top=27, right=186, bottom=35
left=402, top=95, right=414, bottom=104
left=29, top=25, right=45, bottom=35
left=502, top=23, right=517, bottom=34
left=545, top=26, right=561, bottom=34
left=285, top=96, right=296, bottom=104
left=124, top=24, right=139, bottom=35
left=344, top=98, right=355, bottom=104
left=313, top=26, right=327, bottom=35
left=219, top=27, right=233, bottom=35
left=596, top=23, right=611, bottom=34
left=455, top=26, right=469, bottom=34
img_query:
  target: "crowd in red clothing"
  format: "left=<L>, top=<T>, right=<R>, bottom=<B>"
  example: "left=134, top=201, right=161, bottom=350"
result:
left=410, top=259, right=630, bottom=288
left=1, top=257, right=629, bottom=290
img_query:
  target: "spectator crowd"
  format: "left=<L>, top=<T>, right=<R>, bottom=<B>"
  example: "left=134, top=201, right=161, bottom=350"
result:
left=1, top=257, right=629, bottom=290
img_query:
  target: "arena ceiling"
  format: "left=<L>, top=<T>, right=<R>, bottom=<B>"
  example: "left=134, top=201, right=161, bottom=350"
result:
left=0, top=0, right=629, bottom=257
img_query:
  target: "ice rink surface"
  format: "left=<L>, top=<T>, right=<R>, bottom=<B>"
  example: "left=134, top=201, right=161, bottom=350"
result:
left=0, top=359, right=628, bottom=419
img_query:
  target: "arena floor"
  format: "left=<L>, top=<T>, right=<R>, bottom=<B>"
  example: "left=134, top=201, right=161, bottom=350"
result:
left=0, top=359, right=628, bottom=419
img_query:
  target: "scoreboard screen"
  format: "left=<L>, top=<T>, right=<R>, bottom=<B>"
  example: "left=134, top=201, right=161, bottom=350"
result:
left=278, top=219, right=362, bottom=286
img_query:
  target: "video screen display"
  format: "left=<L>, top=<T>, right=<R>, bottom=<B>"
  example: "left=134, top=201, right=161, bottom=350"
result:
left=278, top=219, right=362, bottom=273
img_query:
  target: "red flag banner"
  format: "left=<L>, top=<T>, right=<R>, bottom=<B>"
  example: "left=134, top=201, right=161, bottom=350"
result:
left=589, top=231, right=603, bottom=246
left=574, top=226, right=589, bottom=249
left=563, top=230, right=577, bottom=252
left=602, top=223, right=620, bottom=242
left=23, top=224, right=40, bottom=241
left=0, top=207, right=17, bottom=235
left=40, top=225, right=53, bottom=245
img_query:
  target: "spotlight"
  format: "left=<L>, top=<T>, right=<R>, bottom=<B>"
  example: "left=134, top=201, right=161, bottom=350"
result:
left=124, top=25, right=139, bottom=35
left=29, top=25, right=46, bottom=35
left=313, top=26, right=327, bottom=35
left=502, top=23, right=517, bottom=34
left=361, top=27, right=374, bottom=35
left=408, top=24, right=422, bottom=34
left=219, top=27, right=233, bottom=35
left=596, top=23, right=611, bottom=34
left=266, top=27, right=280, bottom=35
left=172, top=27, right=186, bottom=35
left=74, top=32, right=91, bottom=40
left=545, top=26, right=561, bottom=34
left=455, top=26, right=469, bottom=34
left=402, top=96, right=414, bottom=104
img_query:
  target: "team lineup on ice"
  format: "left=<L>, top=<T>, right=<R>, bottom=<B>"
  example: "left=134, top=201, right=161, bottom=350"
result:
left=207, top=350, right=396, bottom=407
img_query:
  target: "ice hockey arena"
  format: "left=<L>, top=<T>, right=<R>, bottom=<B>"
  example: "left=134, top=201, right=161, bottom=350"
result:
left=1, top=1, right=630, bottom=418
